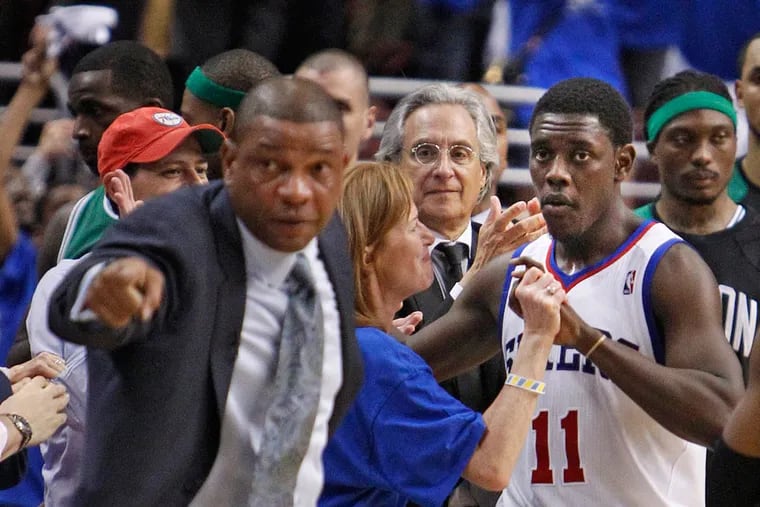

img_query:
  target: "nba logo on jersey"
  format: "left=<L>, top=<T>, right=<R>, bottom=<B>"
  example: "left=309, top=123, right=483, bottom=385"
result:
left=623, top=270, right=636, bottom=295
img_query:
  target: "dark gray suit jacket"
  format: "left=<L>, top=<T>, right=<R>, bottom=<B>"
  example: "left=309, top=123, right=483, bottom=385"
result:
left=398, top=221, right=505, bottom=412
left=48, top=182, right=363, bottom=506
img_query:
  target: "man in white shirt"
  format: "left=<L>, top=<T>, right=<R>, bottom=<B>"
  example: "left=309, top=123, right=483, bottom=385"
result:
left=47, top=77, right=363, bottom=505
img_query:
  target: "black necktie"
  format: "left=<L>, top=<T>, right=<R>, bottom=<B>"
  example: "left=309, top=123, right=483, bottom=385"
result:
left=434, top=242, right=469, bottom=293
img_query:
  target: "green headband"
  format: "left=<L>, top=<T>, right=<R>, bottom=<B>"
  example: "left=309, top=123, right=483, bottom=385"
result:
left=646, top=91, right=737, bottom=142
left=185, top=66, right=246, bottom=109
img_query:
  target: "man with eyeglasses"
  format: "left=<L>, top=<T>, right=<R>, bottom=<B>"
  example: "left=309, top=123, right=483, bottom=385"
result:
left=376, top=83, right=545, bottom=506
left=377, top=83, right=543, bottom=330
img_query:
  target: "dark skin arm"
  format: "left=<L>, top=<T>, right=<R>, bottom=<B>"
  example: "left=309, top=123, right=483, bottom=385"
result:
left=721, top=328, right=760, bottom=456
left=408, top=253, right=510, bottom=380
left=556, top=243, right=743, bottom=448
left=412, top=244, right=743, bottom=448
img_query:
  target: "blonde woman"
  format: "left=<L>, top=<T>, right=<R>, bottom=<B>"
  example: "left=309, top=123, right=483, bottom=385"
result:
left=320, top=162, right=563, bottom=507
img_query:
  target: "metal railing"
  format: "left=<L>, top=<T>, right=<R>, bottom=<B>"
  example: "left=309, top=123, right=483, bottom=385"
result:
left=0, top=67, right=659, bottom=200
left=368, top=76, right=659, bottom=200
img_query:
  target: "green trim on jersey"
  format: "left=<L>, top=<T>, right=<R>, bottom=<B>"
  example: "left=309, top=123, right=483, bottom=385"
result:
left=727, top=158, right=748, bottom=203
left=59, top=185, right=118, bottom=260
left=634, top=202, right=656, bottom=219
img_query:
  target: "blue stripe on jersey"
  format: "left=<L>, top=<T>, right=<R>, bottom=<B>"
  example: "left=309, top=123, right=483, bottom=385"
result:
left=498, top=242, right=531, bottom=344
left=642, top=237, right=683, bottom=365
left=548, top=220, right=657, bottom=290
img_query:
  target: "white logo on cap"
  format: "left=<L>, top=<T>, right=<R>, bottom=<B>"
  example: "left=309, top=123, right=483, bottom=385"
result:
left=152, top=112, right=182, bottom=127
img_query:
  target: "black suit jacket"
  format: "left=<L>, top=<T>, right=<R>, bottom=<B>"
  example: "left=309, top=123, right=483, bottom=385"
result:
left=48, top=182, right=363, bottom=506
left=398, top=222, right=505, bottom=413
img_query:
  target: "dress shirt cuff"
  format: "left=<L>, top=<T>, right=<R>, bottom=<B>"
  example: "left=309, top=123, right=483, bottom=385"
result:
left=450, top=282, right=464, bottom=301
left=70, top=262, right=107, bottom=322
left=0, top=421, right=7, bottom=457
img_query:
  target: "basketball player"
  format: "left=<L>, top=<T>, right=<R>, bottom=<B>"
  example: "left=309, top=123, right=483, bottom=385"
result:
left=408, top=77, right=743, bottom=506
left=636, top=70, right=760, bottom=383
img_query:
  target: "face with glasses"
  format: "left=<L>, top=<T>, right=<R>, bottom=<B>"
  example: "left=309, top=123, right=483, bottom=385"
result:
left=400, top=103, right=486, bottom=239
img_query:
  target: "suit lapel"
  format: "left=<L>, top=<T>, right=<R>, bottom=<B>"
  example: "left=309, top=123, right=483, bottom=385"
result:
left=471, top=220, right=481, bottom=264
left=317, top=213, right=363, bottom=435
left=207, top=185, right=247, bottom=420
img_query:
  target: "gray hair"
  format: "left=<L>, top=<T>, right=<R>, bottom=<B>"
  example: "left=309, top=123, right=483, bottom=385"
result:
left=375, top=83, right=497, bottom=200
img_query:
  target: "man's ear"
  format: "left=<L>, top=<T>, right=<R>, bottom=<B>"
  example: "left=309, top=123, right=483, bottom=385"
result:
left=736, top=79, right=745, bottom=108
left=220, top=138, right=238, bottom=181
left=614, top=144, right=636, bottom=182
left=362, top=105, right=377, bottom=142
left=218, top=107, right=235, bottom=136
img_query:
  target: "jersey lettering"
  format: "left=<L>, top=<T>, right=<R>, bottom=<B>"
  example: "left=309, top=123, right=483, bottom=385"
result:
left=720, top=284, right=758, bottom=358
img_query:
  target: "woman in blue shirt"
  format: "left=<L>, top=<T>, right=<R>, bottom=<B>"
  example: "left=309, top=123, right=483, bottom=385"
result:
left=320, top=162, right=564, bottom=506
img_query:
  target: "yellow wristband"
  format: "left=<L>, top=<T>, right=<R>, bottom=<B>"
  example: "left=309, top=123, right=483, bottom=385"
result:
left=505, top=373, right=545, bottom=395
left=585, top=334, right=607, bottom=358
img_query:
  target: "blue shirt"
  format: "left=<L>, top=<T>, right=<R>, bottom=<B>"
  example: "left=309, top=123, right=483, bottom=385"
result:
left=320, top=327, right=486, bottom=507
left=0, top=233, right=36, bottom=363
left=0, top=234, right=40, bottom=506
left=509, top=0, right=627, bottom=125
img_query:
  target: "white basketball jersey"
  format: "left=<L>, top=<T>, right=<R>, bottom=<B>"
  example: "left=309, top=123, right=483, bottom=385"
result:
left=498, top=221, right=706, bottom=507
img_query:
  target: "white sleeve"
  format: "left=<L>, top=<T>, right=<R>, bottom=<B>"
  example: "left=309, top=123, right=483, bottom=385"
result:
left=69, top=262, right=108, bottom=322
left=0, top=420, right=8, bottom=457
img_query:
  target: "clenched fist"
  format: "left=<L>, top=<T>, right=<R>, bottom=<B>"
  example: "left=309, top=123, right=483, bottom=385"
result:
left=85, top=258, right=165, bottom=328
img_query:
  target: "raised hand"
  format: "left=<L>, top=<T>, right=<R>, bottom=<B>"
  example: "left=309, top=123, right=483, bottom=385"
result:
left=511, top=265, right=565, bottom=340
left=20, top=25, right=57, bottom=89
left=103, top=169, right=144, bottom=216
left=463, top=196, right=546, bottom=285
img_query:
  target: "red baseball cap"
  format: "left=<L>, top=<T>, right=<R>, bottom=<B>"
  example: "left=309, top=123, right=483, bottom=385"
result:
left=97, top=107, right=225, bottom=177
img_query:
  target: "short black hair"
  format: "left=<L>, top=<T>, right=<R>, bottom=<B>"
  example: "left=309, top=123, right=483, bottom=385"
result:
left=530, top=78, right=632, bottom=147
left=643, top=70, right=732, bottom=142
left=738, top=32, right=760, bottom=76
left=72, top=41, right=173, bottom=108
left=122, top=162, right=140, bottom=178
left=201, top=49, right=280, bottom=95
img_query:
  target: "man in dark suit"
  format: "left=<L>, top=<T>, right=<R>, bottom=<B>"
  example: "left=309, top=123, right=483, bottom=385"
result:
left=376, top=83, right=544, bottom=506
left=48, top=77, right=363, bottom=505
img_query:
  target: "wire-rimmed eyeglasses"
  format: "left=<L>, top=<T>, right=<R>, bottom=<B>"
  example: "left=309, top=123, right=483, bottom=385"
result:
left=409, top=142, right=477, bottom=166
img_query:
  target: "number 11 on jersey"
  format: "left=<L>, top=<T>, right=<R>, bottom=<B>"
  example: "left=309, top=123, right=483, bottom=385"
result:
left=531, top=409, right=586, bottom=484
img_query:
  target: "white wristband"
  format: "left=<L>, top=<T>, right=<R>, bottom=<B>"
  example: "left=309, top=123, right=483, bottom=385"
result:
left=450, top=282, right=464, bottom=300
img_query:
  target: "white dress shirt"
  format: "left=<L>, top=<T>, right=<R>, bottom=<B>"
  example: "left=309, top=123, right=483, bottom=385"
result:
left=430, top=223, right=474, bottom=300
left=191, top=219, right=342, bottom=506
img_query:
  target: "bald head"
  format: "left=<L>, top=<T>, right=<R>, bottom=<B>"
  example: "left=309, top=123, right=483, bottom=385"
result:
left=296, top=49, right=370, bottom=101
left=295, top=49, right=376, bottom=165
left=233, top=76, right=345, bottom=141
